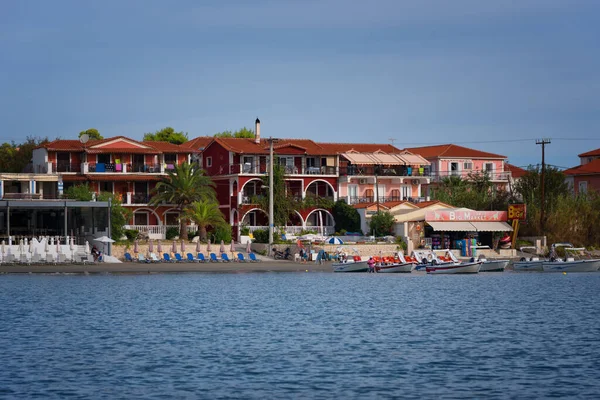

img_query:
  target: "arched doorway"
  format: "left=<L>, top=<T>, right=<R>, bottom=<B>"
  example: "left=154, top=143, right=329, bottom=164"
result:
left=304, top=209, right=335, bottom=235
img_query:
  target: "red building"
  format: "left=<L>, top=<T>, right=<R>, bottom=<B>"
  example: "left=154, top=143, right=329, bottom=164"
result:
left=23, top=136, right=197, bottom=238
left=564, top=148, right=600, bottom=195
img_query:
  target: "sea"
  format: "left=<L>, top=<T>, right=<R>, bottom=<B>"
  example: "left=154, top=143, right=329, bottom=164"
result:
left=0, top=271, right=599, bottom=399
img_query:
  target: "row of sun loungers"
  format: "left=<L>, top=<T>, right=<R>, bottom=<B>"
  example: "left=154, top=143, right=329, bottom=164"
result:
left=0, top=252, right=95, bottom=265
left=124, top=252, right=259, bottom=263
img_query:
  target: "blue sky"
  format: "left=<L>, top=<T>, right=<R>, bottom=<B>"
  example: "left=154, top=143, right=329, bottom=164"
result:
left=1, top=0, right=599, bottom=168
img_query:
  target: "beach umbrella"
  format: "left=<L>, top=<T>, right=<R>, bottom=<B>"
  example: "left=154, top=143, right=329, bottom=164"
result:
left=1, top=240, right=5, bottom=256
left=181, top=240, right=186, bottom=254
left=172, top=240, right=177, bottom=254
left=45, top=238, right=50, bottom=254
left=246, top=240, right=251, bottom=254
left=220, top=240, right=225, bottom=254
left=29, top=238, right=35, bottom=255
left=230, top=240, right=235, bottom=254
left=133, top=239, right=139, bottom=254
left=19, top=239, right=24, bottom=256
left=85, top=241, right=90, bottom=254
left=326, top=237, right=344, bottom=245
left=196, top=240, right=201, bottom=254
left=148, top=239, right=154, bottom=253
left=56, top=238, right=61, bottom=255
left=8, top=237, right=12, bottom=246
left=157, top=241, right=163, bottom=254
left=93, top=236, right=115, bottom=254
left=207, top=239, right=211, bottom=253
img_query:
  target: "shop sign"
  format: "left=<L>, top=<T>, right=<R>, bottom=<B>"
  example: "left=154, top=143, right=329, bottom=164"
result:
left=425, top=210, right=508, bottom=222
left=508, top=204, right=527, bottom=221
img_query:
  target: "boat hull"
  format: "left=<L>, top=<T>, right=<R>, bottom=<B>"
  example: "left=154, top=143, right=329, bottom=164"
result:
left=513, top=260, right=544, bottom=272
left=332, top=261, right=369, bottom=273
left=480, top=260, right=509, bottom=272
left=542, top=260, right=600, bottom=272
left=377, top=263, right=415, bottom=273
left=426, top=261, right=481, bottom=274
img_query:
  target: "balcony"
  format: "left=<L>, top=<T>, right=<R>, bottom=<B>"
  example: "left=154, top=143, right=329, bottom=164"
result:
left=131, top=193, right=151, bottom=204
left=340, top=166, right=430, bottom=177
left=211, top=163, right=338, bottom=176
left=430, top=170, right=511, bottom=182
left=128, top=163, right=162, bottom=173
left=346, top=196, right=427, bottom=205
left=88, top=163, right=124, bottom=173
left=53, top=162, right=81, bottom=173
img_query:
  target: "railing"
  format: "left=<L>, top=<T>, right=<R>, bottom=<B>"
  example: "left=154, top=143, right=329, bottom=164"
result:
left=345, top=196, right=427, bottom=205
left=53, top=162, right=81, bottom=173
left=128, top=163, right=162, bottom=173
left=88, top=163, right=124, bottom=173
left=340, top=166, right=431, bottom=177
left=241, top=195, right=265, bottom=204
left=131, top=193, right=151, bottom=204
left=245, top=225, right=335, bottom=235
left=210, top=163, right=338, bottom=176
left=429, top=171, right=511, bottom=182
left=124, top=225, right=197, bottom=239
left=1, top=193, right=64, bottom=200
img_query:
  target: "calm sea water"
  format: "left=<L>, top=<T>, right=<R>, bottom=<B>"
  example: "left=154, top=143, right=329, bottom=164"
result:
left=1, top=271, right=599, bottom=399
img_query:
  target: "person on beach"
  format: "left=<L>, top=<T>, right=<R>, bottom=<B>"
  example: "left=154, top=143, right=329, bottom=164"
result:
left=367, top=257, right=375, bottom=273
left=299, top=248, right=307, bottom=264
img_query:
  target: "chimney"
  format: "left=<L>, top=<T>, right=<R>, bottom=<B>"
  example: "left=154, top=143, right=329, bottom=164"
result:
left=254, top=117, right=261, bottom=144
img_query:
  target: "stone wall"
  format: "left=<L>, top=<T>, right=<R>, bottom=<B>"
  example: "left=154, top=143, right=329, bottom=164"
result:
left=112, top=241, right=237, bottom=261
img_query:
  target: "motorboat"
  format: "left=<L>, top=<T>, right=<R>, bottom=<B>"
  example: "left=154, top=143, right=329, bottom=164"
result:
left=471, top=245, right=509, bottom=272
left=376, top=252, right=417, bottom=273
left=513, top=246, right=545, bottom=272
left=413, top=249, right=481, bottom=274
left=542, top=243, right=600, bottom=272
left=332, top=255, right=369, bottom=272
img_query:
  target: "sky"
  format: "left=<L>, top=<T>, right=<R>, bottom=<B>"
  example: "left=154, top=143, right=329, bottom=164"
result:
left=1, top=0, right=600, bottom=169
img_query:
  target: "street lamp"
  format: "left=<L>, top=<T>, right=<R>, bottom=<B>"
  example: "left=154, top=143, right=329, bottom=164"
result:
left=266, top=137, right=279, bottom=255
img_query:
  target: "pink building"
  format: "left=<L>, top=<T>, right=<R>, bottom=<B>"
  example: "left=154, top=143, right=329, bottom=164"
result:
left=564, top=148, right=600, bottom=195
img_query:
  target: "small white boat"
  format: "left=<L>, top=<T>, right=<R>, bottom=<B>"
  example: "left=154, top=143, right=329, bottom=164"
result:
left=513, top=246, right=545, bottom=272
left=426, top=261, right=482, bottom=274
left=542, top=244, right=600, bottom=272
left=470, top=245, right=509, bottom=272
left=332, top=254, right=369, bottom=272
left=376, top=252, right=416, bottom=273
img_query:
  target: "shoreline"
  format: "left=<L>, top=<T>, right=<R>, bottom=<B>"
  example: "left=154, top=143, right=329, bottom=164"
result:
left=0, top=261, right=334, bottom=274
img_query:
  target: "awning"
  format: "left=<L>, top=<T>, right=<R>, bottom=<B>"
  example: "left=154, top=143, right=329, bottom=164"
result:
left=469, top=222, right=513, bottom=232
left=341, top=153, right=381, bottom=165
left=427, top=221, right=478, bottom=231
left=341, top=151, right=430, bottom=166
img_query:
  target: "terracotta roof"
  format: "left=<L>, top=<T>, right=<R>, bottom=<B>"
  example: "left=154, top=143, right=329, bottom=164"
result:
left=578, top=148, right=600, bottom=157
left=61, top=175, right=89, bottom=182
left=205, top=137, right=334, bottom=155
left=318, top=142, right=403, bottom=154
left=505, top=163, right=527, bottom=179
left=414, top=200, right=453, bottom=208
left=563, top=159, right=600, bottom=175
left=37, top=137, right=196, bottom=154
left=405, top=144, right=506, bottom=159
left=181, top=136, right=213, bottom=150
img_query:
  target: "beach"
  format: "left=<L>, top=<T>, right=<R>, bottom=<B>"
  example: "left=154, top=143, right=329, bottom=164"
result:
left=0, top=261, right=334, bottom=274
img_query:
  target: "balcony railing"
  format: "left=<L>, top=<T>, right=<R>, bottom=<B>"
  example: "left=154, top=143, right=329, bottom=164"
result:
left=128, top=163, right=162, bottom=173
left=88, top=163, right=124, bottom=173
left=346, top=196, right=427, bottom=205
left=245, top=225, right=335, bottom=235
left=211, top=163, right=337, bottom=176
left=131, top=193, right=151, bottom=204
left=430, top=171, right=511, bottom=182
left=340, top=166, right=430, bottom=177
left=53, top=162, right=81, bottom=173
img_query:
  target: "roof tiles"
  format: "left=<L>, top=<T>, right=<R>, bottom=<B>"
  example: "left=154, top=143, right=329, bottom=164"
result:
left=563, top=159, right=600, bottom=175
left=405, top=144, right=506, bottom=159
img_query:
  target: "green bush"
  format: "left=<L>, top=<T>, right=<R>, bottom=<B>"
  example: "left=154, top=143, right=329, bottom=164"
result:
left=166, top=227, right=179, bottom=240
left=253, top=229, right=269, bottom=243
left=124, top=229, right=139, bottom=241
left=240, top=225, right=250, bottom=236
left=211, top=224, right=232, bottom=244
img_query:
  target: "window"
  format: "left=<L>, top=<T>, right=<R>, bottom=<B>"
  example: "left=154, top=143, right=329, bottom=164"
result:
left=401, top=185, right=411, bottom=199
left=166, top=213, right=179, bottom=225
left=97, top=154, right=110, bottom=164
left=364, top=189, right=374, bottom=201
left=390, top=189, right=400, bottom=200
left=463, top=162, right=472, bottom=170
left=206, top=157, right=212, bottom=167
left=450, top=162, right=459, bottom=176
left=579, top=181, right=588, bottom=194
left=484, top=163, right=494, bottom=172
left=164, top=154, right=177, bottom=165
left=134, top=212, right=148, bottom=225
left=348, top=185, right=358, bottom=199
left=306, top=157, right=318, bottom=168
left=99, top=182, right=113, bottom=193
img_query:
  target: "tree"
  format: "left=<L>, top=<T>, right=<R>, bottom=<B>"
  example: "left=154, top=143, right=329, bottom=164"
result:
left=64, top=184, right=94, bottom=201
left=79, top=128, right=103, bottom=140
left=432, top=172, right=514, bottom=211
left=255, top=163, right=301, bottom=227
left=514, top=165, right=569, bottom=213
left=0, top=136, right=49, bottom=173
left=213, top=127, right=255, bottom=138
left=150, top=163, right=216, bottom=239
left=143, top=127, right=188, bottom=144
left=332, top=200, right=361, bottom=233
left=184, top=199, right=227, bottom=241
left=369, top=211, right=395, bottom=236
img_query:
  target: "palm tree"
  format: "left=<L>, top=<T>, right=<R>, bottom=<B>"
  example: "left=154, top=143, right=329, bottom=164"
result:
left=150, top=162, right=216, bottom=239
left=184, top=199, right=227, bottom=241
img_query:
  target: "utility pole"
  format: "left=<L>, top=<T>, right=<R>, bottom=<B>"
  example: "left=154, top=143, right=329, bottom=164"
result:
left=268, top=137, right=275, bottom=255
left=536, top=138, right=551, bottom=233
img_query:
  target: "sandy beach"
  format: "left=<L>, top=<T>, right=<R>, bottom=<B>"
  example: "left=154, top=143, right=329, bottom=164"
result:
left=0, top=261, right=334, bottom=274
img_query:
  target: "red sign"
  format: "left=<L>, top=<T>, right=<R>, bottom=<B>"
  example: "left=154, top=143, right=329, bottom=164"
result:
left=508, top=204, right=527, bottom=221
left=425, top=210, right=508, bottom=222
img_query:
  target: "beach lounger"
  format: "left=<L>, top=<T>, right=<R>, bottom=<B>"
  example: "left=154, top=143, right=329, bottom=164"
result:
left=196, top=253, right=207, bottom=262
left=174, top=253, right=184, bottom=262
left=124, top=252, right=134, bottom=262
left=249, top=253, right=259, bottom=262
left=210, top=253, right=219, bottom=262
left=149, top=252, right=160, bottom=262
left=221, top=253, right=231, bottom=262
left=186, top=253, right=198, bottom=262
left=163, top=253, right=175, bottom=263
left=237, top=253, right=247, bottom=262
left=138, top=253, right=150, bottom=263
